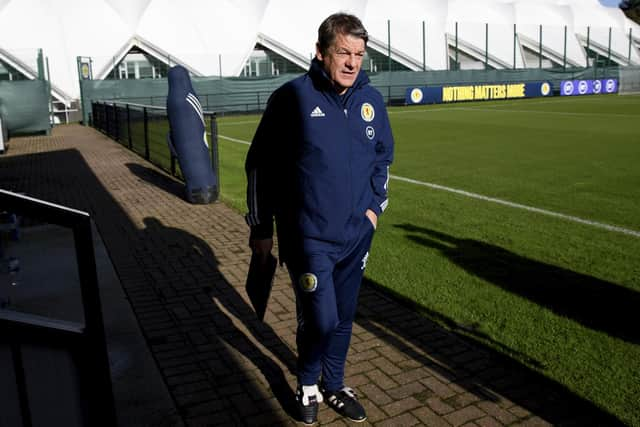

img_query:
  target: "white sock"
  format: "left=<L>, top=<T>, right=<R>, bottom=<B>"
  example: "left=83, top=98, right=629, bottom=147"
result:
left=300, top=384, right=323, bottom=405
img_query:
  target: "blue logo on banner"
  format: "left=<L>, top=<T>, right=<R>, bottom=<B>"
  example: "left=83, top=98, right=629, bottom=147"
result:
left=593, top=80, right=602, bottom=94
left=563, top=81, right=574, bottom=96
left=561, top=79, right=618, bottom=96
left=578, top=80, right=588, bottom=94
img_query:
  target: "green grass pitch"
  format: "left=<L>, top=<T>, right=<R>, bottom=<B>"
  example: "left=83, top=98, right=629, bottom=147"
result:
left=212, top=94, right=640, bottom=426
left=131, top=94, right=639, bottom=425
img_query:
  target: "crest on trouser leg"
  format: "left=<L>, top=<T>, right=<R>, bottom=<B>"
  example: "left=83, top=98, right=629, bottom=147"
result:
left=299, top=273, right=318, bottom=292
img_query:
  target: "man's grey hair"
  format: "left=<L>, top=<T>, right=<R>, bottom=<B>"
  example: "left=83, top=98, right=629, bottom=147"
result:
left=317, top=13, right=369, bottom=56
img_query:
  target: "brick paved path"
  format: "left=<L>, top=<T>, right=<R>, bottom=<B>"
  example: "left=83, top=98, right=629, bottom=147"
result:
left=1, top=125, right=621, bottom=426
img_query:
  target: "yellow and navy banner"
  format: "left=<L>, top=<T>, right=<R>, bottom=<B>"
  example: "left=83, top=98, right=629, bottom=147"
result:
left=406, top=81, right=552, bottom=105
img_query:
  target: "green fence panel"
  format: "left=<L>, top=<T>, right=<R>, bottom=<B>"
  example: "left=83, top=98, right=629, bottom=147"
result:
left=80, top=74, right=298, bottom=123
left=619, top=65, right=640, bottom=94
left=0, top=80, right=50, bottom=135
left=80, top=66, right=625, bottom=122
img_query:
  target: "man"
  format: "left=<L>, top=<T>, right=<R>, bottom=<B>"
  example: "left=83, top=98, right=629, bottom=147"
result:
left=245, top=12, right=394, bottom=425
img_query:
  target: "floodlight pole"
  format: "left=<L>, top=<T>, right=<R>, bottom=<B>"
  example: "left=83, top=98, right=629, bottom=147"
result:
left=422, top=21, right=426, bottom=71
left=485, top=23, right=489, bottom=70
left=607, top=27, right=612, bottom=68
left=539, top=25, right=543, bottom=69
left=387, top=19, right=391, bottom=72
left=455, top=22, right=459, bottom=70
left=629, top=28, right=633, bottom=64
left=513, top=24, right=517, bottom=69
left=563, top=25, right=567, bottom=70
left=387, top=20, right=391, bottom=102
left=586, top=26, right=591, bottom=66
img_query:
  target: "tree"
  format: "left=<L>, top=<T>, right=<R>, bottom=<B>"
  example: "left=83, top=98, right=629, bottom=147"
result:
left=621, top=0, right=640, bottom=25
left=620, top=0, right=640, bottom=8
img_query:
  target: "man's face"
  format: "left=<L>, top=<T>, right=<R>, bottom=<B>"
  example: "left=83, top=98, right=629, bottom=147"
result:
left=316, top=33, right=365, bottom=95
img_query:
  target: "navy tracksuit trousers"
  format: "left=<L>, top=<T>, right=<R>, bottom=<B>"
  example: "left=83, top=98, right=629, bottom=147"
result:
left=286, top=218, right=375, bottom=392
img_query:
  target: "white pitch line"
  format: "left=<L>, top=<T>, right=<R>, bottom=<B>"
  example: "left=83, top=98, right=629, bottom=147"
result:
left=219, top=134, right=251, bottom=145
left=220, top=120, right=260, bottom=126
left=391, top=174, right=640, bottom=238
left=214, top=132, right=640, bottom=238
left=456, top=107, right=638, bottom=118
left=390, top=105, right=637, bottom=118
left=387, top=97, right=562, bottom=115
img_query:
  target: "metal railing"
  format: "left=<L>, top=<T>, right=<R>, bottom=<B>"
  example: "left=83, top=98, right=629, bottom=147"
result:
left=91, top=101, right=220, bottom=191
left=0, top=189, right=117, bottom=427
left=95, top=92, right=272, bottom=116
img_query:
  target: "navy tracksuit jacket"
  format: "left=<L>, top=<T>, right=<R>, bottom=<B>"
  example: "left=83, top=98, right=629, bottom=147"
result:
left=245, top=58, right=394, bottom=390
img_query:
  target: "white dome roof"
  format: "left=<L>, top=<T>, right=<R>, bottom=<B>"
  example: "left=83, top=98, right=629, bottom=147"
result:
left=0, top=0, right=636, bottom=101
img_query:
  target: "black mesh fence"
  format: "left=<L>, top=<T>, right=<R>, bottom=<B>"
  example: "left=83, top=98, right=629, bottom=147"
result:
left=91, top=101, right=219, bottom=197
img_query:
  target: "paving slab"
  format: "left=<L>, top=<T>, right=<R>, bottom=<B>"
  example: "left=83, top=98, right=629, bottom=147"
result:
left=0, top=125, right=623, bottom=426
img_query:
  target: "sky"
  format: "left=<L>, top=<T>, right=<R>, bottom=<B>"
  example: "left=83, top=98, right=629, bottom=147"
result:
left=599, top=0, right=621, bottom=7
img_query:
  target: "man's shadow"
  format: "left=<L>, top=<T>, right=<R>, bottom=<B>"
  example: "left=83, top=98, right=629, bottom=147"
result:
left=350, top=224, right=628, bottom=425
left=355, top=276, right=623, bottom=426
left=394, top=223, right=639, bottom=344
left=140, top=217, right=300, bottom=421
